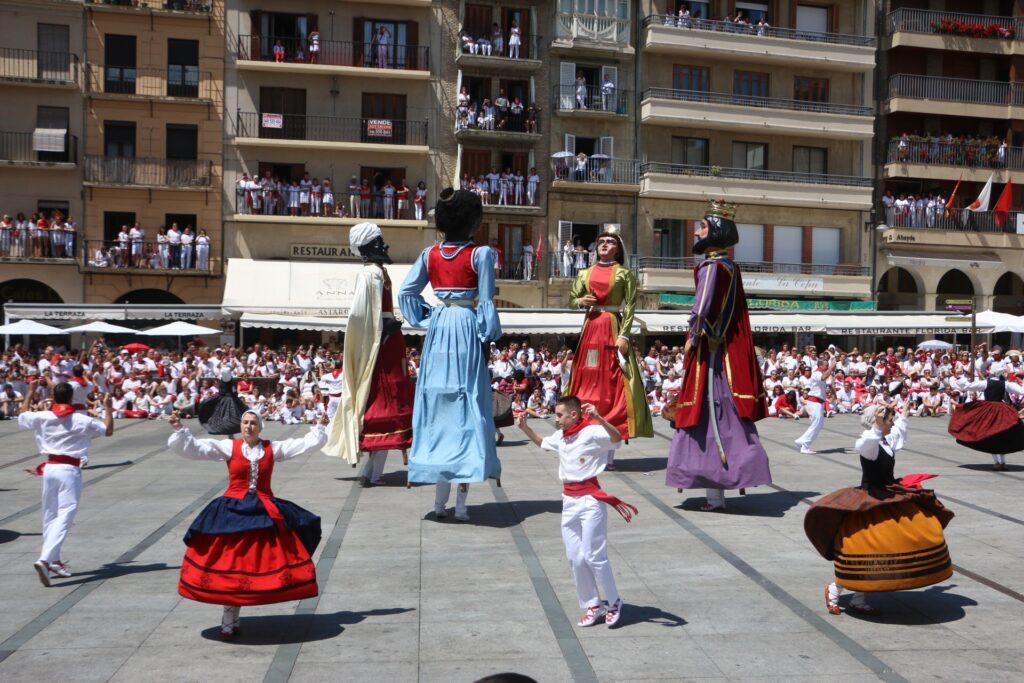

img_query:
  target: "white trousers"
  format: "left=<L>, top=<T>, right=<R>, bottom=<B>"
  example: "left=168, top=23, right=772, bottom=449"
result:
left=40, top=464, right=82, bottom=563
left=705, top=488, right=725, bottom=508
left=434, top=483, right=468, bottom=513
left=562, top=494, right=619, bottom=609
left=326, top=397, right=341, bottom=419
left=360, top=451, right=388, bottom=483
left=795, top=401, right=824, bottom=448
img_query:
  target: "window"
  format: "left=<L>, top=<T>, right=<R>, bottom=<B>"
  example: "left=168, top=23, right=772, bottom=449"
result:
left=259, top=87, right=306, bottom=139
left=35, top=106, right=70, bottom=163
left=37, top=24, right=70, bottom=80
left=653, top=219, right=686, bottom=258
left=734, top=224, right=764, bottom=263
left=811, top=227, right=841, bottom=270
left=103, top=34, right=137, bottom=94
left=257, top=161, right=305, bottom=184
left=251, top=11, right=316, bottom=61
left=796, top=4, right=830, bottom=33
left=732, top=142, right=766, bottom=170
left=734, top=71, right=769, bottom=98
left=793, top=146, right=827, bottom=175
left=559, top=0, right=628, bottom=18
left=499, top=224, right=531, bottom=279
left=671, top=137, right=708, bottom=166
left=38, top=200, right=70, bottom=221
left=682, top=2, right=710, bottom=20
left=462, top=149, right=491, bottom=182
left=104, top=121, right=135, bottom=158
left=794, top=77, right=829, bottom=103
left=736, top=1, right=769, bottom=23
left=673, top=64, right=709, bottom=92
left=167, top=39, right=199, bottom=98
left=355, top=19, right=419, bottom=69
left=773, top=226, right=803, bottom=271
left=362, top=93, right=409, bottom=144
left=166, top=125, right=198, bottom=160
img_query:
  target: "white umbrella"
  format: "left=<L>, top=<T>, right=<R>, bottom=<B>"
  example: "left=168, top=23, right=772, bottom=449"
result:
left=551, top=151, right=574, bottom=159
left=917, top=339, right=953, bottom=351
left=64, top=320, right=136, bottom=334
left=0, top=319, right=67, bottom=335
left=138, top=321, right=220, bottom=337
left=976, top=310, right=1024, bottom=333
left=590, top=153, right=611, bottom=160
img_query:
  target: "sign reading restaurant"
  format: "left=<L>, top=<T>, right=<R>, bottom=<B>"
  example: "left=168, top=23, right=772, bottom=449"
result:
left=290, top=244, right=359, bottom=261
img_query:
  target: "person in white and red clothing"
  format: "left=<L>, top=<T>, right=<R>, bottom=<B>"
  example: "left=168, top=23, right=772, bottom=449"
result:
left=320, top=358, right=344, bottom=419
left=795, top=356, right=836, bottom=455
left=516, top=395, right=636, bottom=627
left=67, top=365, right=97, bottom=412
left=19, top=381, right=114, bottom=586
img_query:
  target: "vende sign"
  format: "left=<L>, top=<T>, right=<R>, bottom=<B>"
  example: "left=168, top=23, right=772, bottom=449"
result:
left=261, top=113, right=283, bottom=129
left=366, top=118, right=393, bottom=137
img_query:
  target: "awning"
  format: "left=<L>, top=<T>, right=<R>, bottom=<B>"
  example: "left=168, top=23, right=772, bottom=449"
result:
left=32, top=128, right=66, bottom=152
left=640, top=312, right=992, bottom=335
left=4, top=304, right=223, bottom=322
left=222, top=258, right=438, bottom=316
left=976, top=310, right=1024, bottom=333
left=240, top=312, right=425, bottom=335
left=885, top=249, right=1002, bottom=269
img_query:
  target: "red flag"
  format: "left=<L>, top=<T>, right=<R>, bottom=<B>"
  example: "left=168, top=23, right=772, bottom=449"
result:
left=994, top=176, right=1013, bottom=231
left=536, top=235, right=543, bottom=263
left=944, top=174, right=962, bottom=218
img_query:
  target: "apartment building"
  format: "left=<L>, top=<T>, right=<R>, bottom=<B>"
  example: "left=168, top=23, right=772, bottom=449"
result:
left=0, top=0, right=85, bottom=306
left=635, top=0, right=876, bottom=313
left=879, top=0, right=1024, bottom=315
left=78, top=0, right=224, bottom=306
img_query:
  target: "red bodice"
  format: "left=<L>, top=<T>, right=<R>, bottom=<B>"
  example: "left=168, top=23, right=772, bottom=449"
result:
left=224, top=439, right=275, bottom=499
left=427, top=243, right=478, bottom=290
left=381, top=269, right=394, bottom=312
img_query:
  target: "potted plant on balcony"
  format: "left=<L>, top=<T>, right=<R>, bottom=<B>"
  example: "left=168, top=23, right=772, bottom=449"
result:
left=710, top=165, right=722, bottom=176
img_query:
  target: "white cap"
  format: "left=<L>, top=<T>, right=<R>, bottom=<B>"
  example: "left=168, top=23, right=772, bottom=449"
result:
left=349, top=222, right=382, bottom=249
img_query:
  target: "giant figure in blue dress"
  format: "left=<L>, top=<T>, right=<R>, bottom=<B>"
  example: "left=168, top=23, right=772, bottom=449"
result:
left=399, top=188, right=502, bottom=521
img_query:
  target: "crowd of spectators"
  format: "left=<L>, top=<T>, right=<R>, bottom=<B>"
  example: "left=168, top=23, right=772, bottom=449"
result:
left=0, top=211, right=77, bottom=260
left=456, top=86, right=540, bottom=134
left=86, top=222, right=212, bottom=272
left=881, top=190, right=950, bottom=229
left=892, top=132, right=1009, bottom=168
left=461, top=168, right=542, bottom=208
left=459, top=20, right=524, bottom=59
left=237, top=173, right=429, bottom=221
left=659, top=7, right=773, bottom=36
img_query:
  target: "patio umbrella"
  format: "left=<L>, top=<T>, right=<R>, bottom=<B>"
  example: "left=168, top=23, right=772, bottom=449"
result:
left=917, top=339, right=953, bottom=351
left=551, top=151, right=574, bottom=159
left=122, top=342, right=152, bottom=353
left=0, top=319, right=67, bottom=335
left=590, top=153, right=611, bottom=160
left=976, top=310, right=1024, bottom=333
left=64, top=321, right=136, bottom=335
left=138, top=321, right=220, bottom=337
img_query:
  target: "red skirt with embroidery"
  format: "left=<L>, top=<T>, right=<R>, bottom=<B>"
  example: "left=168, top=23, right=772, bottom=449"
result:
left=360, top=331, right=414, bottom=452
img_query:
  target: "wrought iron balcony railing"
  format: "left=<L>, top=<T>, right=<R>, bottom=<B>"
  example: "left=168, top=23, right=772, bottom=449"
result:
left=642, top=13, right=875, bottom=47
left=641, top=162, right=872, bottom=187
left=236, top=112, right=428, bottom=146
left=641, top=87, right=871, bottom=116
left=0, top=131, right=78, bottom=164
left=84, top=156, right=213, bottom=187
left=86, top=64, right=215, bottom=99
left=553, top=84, right=631, bottom=114
left=888, top=73, right=1024, bottom=106
left=886, top=139, right=1023, bottom=170
left=0, top=46, right=79, bottom=84
left=887, top=7, right=1021, bottom=40
left=237, top=35, right=428, bottom=70
left=551, top=157, right=640, bottom=185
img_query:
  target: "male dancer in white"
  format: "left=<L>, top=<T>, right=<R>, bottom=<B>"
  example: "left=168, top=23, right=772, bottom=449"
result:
left=795, top=356, right=836, bottom=454
left=19, top=381, right=113, bottom=585
left=320, top=358, right=344, bottom=419
left=517, top=396, right=636, bottom=627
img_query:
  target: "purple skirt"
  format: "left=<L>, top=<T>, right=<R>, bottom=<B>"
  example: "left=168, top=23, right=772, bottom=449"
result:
left=665, top=355, right=772, bottom=490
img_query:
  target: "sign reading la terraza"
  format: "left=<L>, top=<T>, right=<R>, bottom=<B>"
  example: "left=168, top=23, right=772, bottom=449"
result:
left=290, top=244, right=358, bottom=261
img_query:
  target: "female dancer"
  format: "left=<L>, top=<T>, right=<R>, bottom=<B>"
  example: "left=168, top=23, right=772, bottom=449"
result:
left=948, top=360, right=1024, bottom=470
left=167, top=408, right=328, bottom=639
left=805, top=403, right=954, bottom=616
left=399, top=188, right=502, bottom=521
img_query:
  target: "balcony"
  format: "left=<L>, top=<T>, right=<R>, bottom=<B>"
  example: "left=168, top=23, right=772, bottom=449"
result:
left=883, top=206, right=1020, bottom=235
left=640, top=88, right=872, bottom=140
left=236, top=35, right=429, bottom=80
left=642, top=14, right=875, bottom=72
left=84, top=0, right=214, bottom=18
left=454, top=107, right=540, bottom=144
left=0, top=47, right=80, bottom=87
left=550, top=157, right=640, bottom=194
left=884, top=139, right=1019, bottom=183
left=85, top=64, right=215, bottom=102
left=553, top=12, right=632, bottom=53
left=630, top=255, right=871, bottom=298
left=886, top=73, right=1024, bottom=119
left=552, top=85, right=630, bottom=117
left=83, top=156, right=213, bottom=189
left=81, top=239, right=218, bottom=276
left=233, top=190, right=428, bottom=229
left=235, top=112, right=429, bottom=154
left=640, top=162, right=872, bottom=210
left=0, top=226, right=77, bottom=265
left=0, top=131, right=78, bottom=167
left=888, top=8, right=1022, bottom=55
left=455, top=36, right=541, bottom=72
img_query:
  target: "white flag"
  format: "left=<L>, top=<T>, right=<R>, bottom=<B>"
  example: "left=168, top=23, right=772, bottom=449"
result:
left=963, top=174, right=993, bottom=227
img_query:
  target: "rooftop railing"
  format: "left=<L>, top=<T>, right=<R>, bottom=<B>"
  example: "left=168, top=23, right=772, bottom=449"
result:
left=237, top=35, right=428, bottom=71
left=887, top=7, right=1021, bottom=40
left=86, top=64, right=214, bottom=100
left=883, top=205, right=1018, bottom=234
left=553, top=84, right=631, bottom=115
left=642, top=13, right=875, bottom=47
left=630, top=255, right=869, bottom=276
left=237, top=112, right=429, bottom=146
left=551, top=157, right=640, bottom=185
left=0, top=131, right=78, bottom=164
left=83, top=156, right=213, bottom=187
left=888, top=73, right=1024, bottom=106
left=641, top=162, right=872, bottom=187
left=642, top=87, right=871, bottom=116
left=556, top=12, right=630, bottom=47
left=886, top=139, right=1023, bottom=169
left=0, top=47, right=79, bottom=84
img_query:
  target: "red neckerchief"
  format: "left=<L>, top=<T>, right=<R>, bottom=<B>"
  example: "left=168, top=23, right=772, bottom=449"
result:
left=69, top=376, right=87, bottom=386
left=561, top=416, right=594, bottom=438
left=52, top=403, right=74, bottom=417
left=332, top=369, right=342, bottom=378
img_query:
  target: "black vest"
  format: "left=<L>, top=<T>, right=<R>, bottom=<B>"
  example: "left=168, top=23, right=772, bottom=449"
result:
left=860, top=443, right=897, bottom=489
left=984, top=377, right=1006, bottom=402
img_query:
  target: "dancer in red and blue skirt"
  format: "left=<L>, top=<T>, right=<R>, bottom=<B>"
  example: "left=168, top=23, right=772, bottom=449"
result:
left=167, top=408, right=328, bottom=640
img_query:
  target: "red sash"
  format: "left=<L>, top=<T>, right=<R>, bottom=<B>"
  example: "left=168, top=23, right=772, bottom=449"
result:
left=805, top=395, right=824, bottom=405
left=27, top=454, right=82, bottom=476
left=562, top=477, right=638, bottom=523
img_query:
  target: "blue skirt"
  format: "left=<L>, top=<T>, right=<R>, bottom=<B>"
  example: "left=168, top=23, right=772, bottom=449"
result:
left=408, top=304, right=501, bottom=484
left=184, top=492, right=322, bottom=557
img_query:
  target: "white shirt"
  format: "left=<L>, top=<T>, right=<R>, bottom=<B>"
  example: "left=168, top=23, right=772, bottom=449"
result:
left=19, top=410, right=106, bottom=461
left=167, top=425, right=327, bottom=462
left=320, top=370, right=344, bottom=396
left=540, top=423, right=620, bottom=483
left=855, top=416, right=908, bottom=461
left=807, top=371, right=826, bottom=399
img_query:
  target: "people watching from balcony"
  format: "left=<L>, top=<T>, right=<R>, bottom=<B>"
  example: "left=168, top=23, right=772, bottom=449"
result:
left=575, top=71, right=588, bottom=109
left=307, top=30, right=320, bottom=64
left=456, top=96, right=538, bottom=134
left=273, top=40, right=285, bottom=62
left=492, top=22, right=505, bottom=55
left=883, top=191, right=952, bottom=229
left=462, top=169, right=539, bottom=209
left=237, top=171, right=428, bottom=220
left=196, top=229, right=211, bottom=271
left=0, top=211, right=78, bottom=260
left=414, top=181, right=428, bottom=220
left=375, top=26, right=392, bottom=69
left=509, top=21, right=522, bottom=59
left=180, top=226, right=195, bottom=269
left=891, top=132, right=1010, bottom=168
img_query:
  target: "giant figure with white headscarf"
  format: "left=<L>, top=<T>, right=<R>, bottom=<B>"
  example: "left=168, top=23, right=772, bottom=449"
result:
left=324, top=222, right=414, bottom=485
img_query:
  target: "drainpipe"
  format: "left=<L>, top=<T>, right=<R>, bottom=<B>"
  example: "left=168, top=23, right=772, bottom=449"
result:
left=870, top=0, right=889, bottom=304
